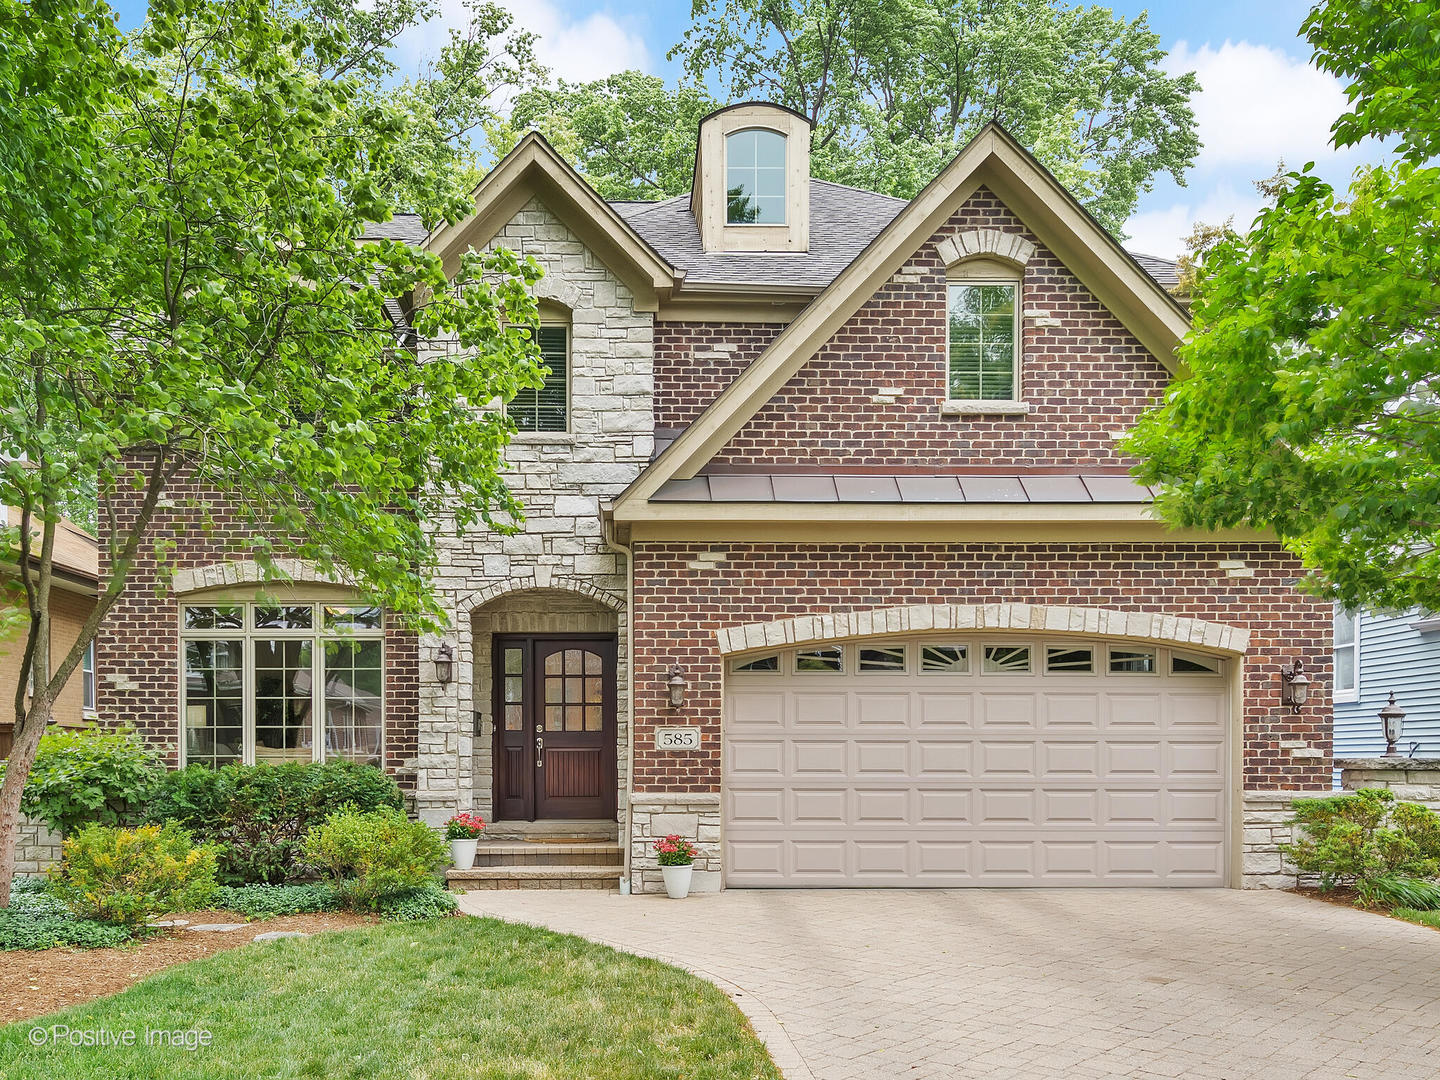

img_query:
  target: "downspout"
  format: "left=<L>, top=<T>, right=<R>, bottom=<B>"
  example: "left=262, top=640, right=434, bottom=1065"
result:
left=603, top=510, right=636, bottom=895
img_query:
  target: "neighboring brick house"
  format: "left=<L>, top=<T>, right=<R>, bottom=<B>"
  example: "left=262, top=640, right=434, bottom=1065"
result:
left=98, top=104, right=1330, bottom=893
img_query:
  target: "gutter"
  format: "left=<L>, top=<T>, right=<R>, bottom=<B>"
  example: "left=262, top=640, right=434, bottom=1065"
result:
left=602, top=509, right=636, bottom=895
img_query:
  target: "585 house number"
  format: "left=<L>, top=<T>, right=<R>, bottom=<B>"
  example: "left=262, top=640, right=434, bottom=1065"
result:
left=654, top=727, right=702, bottom=750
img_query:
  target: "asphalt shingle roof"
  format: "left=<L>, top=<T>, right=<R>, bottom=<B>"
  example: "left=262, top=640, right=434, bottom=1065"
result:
left=611, top=180, right=906, bottom=290
left=360, top=214, right=428, bottom=244
left=611, top=185, right=1179, bottom=293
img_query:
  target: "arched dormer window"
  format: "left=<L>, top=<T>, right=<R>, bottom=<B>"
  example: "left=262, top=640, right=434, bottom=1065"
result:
left=725, top=129, right=787, bottom=225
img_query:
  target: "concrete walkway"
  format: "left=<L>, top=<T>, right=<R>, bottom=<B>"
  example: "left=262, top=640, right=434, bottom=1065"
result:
left=457, top=888, right=1440, bottom=1080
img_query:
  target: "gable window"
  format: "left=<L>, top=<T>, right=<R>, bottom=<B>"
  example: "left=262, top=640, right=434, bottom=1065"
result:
left=948, top=282, right=1018, bottom=400
left=510, top=324, right=568, bottom=432
left=1333, top=606, right=1359, bottom=702
left=180, top=601, right=384, bottom=768
left=725, top=129, right=786, bottom=225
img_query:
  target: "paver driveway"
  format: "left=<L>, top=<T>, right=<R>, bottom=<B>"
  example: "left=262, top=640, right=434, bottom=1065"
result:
left=457, top=888, right=1440, bottom=1080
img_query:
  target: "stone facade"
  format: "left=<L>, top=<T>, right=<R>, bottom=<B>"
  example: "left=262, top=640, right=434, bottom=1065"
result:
left=1240, top=792, right=1304, bottom=889
left=414, top=197, right=652, bottom=828
left=15, top=814, right=62, bottom=877
left=1337, top=758, right=1440, bottom=809
left=628, top=794, right=722, bottom=894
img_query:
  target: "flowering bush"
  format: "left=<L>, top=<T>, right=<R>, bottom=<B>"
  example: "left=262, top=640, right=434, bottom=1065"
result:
left=50, top=823, right=218, bottom=926
left=443, top=812, right=486, bottom=840
left=653, top=834, right=698, bottom=867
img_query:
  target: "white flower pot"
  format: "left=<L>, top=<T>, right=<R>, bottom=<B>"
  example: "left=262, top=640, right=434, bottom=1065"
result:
left=661, top=863, right=693, bottom=899
left=450, top=838, right=478, bottom=870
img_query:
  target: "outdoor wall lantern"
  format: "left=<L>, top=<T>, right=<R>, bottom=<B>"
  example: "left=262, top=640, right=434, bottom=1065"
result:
left=667, top=665, right=688, bottom=709
left=1379, top=691, right=1407, bottom=758
left=435, top=643, right=454, bottom=685
left=1279, top=658, right=1310, bottom=712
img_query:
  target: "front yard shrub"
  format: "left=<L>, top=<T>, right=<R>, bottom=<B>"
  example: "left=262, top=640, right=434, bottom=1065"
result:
left=0, top=728, right=163, bottom=834
left=50, top=823, right=218, bottom=926
left=303, top=806, right=447, bottom=910
left=0, top=878, right=135, bottom=950
left=212, top=883, right=342, bottom=918
left=375, top=883, right=458, bottom=922
left=1284, top=788, right=1440, bottom=890
left=146, top=760, right=404, bottom=884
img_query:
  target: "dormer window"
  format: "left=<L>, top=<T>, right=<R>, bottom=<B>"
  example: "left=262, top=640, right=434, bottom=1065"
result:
left=725, top=129, right=787, bottom=225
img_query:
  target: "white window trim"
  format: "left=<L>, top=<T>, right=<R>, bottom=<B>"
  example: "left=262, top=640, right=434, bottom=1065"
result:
left=82, top=640, right=98, bottom=718
left=177, top=601, right=385, bottom=767
left=1333, top=606, right=1360, bottom=703
left=945, top=278, right=1022, bottom=409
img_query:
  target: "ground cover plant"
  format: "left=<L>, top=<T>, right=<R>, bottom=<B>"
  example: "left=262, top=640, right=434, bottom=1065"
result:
left=0, top=917, right=782, bottom=1080
left=0, top=878, right=133, bottom=951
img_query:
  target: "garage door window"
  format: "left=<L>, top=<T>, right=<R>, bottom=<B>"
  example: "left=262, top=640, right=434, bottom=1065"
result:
left=983, top=644, right=1030, bottom=673
left=795, top=646, right=843, bottom=672
left=1109, top=647, right=1157, bottom=674
left=1045, top=646, right=1094, bottom=673
left=1171, top=650, right=1222, bottom=675
left=920, top=644, right=969, bottom=673
left=732, top=654, right=780, bottom=673
left=858, top=645, right=906, bottom=672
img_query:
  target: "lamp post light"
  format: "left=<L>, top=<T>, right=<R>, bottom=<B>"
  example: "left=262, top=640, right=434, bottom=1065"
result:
left=1379, top=691, right=1406, bottom=758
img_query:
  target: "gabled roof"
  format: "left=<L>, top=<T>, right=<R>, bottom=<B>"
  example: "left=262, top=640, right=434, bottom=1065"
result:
left=612, top=181, right=906, bottom=291
left=613, top=123, right=1193, bottom=514
left=426, top=132, right=679, bottom=311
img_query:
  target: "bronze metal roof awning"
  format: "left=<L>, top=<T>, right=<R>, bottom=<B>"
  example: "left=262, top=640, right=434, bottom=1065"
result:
left=649, top=474, right=1156, bottom=505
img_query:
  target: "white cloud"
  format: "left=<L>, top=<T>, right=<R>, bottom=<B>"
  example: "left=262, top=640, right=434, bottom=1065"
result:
left=396, top=0, right=649, bottom=84
left=1124, top=39, right=1383, bottom=259
left=1123, top=181, right=1265, bottom=261
left=1167, top=39, right=1349, bottom=168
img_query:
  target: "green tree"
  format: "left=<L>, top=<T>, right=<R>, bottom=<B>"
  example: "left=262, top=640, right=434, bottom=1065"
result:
left=669, top=0, right=1199, bottom=233
left=0, top=0, right=547, bottom=903
left=1122, top=0, right=1440, bottom=613
left=301, top=0, right=547, bottom=225
left=508, top=73, right=720, bottom=200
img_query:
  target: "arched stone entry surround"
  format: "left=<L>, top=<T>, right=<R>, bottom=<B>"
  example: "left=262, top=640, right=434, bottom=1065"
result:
left=461, top=580, right=627, bottom=827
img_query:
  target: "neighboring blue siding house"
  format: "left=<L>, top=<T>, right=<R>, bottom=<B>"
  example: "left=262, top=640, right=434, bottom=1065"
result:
left=1333, top=606, right=1440, bottom=760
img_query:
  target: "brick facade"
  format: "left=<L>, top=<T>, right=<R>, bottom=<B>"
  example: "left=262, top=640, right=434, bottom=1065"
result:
left=710, top=189, right=1170, bottom=471
left=654, top=321, right=784, bottom=431
left=97, top=467, right=421, bottom=790
left=629, top=542, right=1332, bottom=794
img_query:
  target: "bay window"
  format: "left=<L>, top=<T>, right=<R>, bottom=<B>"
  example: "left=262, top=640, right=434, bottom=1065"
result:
left=180, top=601, right=384, bottom=767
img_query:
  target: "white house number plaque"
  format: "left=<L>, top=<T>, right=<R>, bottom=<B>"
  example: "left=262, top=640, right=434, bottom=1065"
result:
left=654, top=727, right=702, bottom=750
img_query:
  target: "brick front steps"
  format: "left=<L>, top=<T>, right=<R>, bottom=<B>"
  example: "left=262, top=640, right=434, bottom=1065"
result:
left=446, top=841, right=623, bottom=891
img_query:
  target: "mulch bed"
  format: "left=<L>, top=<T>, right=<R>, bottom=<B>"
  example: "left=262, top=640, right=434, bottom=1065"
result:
left=2, top=909, right=373, bottom=1024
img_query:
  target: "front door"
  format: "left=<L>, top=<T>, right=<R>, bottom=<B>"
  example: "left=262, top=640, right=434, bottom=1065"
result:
left=493, top=635, right=617, bottom=821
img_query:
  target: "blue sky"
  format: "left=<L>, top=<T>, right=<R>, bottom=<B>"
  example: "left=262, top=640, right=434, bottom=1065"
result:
left=109, top=0, right=1378, bottom=258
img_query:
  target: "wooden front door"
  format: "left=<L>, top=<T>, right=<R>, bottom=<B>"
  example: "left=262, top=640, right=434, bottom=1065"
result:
left=493, top=635, right=617, bottom=821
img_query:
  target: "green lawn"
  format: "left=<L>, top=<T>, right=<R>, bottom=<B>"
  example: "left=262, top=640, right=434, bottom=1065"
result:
left=1393, top=907, right=1440, bottom=932
left=0, top=917, right=781, bottom=1080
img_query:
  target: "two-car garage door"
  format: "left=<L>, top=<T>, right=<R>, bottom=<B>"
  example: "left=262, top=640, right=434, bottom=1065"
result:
left=723, top=637, right=1229, bottom=887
